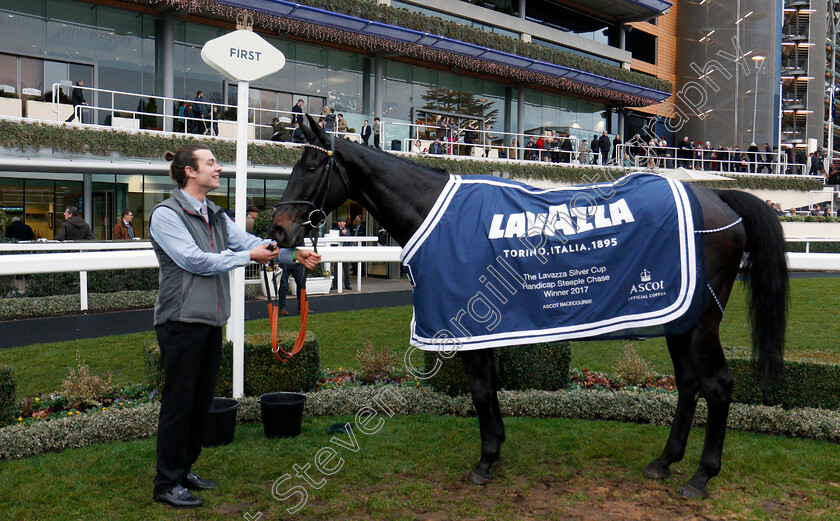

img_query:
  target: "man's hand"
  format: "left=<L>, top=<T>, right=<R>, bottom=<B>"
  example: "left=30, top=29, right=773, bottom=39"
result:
left=250, top=243, right=280, bottom=264
left=295, top=249, right=321, bottom=270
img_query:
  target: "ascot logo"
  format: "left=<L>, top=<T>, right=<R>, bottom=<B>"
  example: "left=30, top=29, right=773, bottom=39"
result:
left=629, top=268, right=665, bottom=295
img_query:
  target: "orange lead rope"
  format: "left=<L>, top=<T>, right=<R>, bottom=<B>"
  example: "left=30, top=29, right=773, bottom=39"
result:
left=266, top=239, right=316, bottom=362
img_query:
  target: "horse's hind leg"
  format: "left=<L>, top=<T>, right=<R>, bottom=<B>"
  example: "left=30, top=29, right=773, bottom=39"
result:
left=680, top=329, right=733, bottom=499
left=460, top=349, right=505, bottom=485
left=644, top=332, right=701, bottom=481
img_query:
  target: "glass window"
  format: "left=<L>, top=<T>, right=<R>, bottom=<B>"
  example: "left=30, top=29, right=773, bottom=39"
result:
left=0, top=53, right=17, bottom=94
left=19, top=56, right=43, bottom=99
left=0, top=177, right=24, bottom=221
left=265, top=179, right=287, bottom=209
left=116, top=174, right=144, bottom=238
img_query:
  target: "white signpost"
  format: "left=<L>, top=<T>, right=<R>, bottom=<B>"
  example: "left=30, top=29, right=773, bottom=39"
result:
left=202, top=28, right=285, bottom=399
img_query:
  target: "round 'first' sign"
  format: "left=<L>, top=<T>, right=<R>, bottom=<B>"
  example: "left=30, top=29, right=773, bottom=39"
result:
left=201, top=30, right=286, bottom=82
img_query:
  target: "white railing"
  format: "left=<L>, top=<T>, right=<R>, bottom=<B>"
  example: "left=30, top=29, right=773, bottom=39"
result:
left=615, top=143, right=813, bottom=178
left=37, top=82, right=826, bottom=181
left=0, top=241, right=401, bottom=310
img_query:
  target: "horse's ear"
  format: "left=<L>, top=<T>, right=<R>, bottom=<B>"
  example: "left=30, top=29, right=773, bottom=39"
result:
left=303, top=114, right=329, bottom=145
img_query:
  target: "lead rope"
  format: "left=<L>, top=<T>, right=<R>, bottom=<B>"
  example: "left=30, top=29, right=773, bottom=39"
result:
left=694, top=217, right=743, bottom=319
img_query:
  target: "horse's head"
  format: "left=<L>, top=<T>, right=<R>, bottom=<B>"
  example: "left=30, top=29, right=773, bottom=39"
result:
left=271, top=114, right=351, bottom=248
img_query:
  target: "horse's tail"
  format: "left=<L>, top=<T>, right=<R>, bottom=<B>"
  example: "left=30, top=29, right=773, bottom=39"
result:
left=714, top=189, right=788, bottom=387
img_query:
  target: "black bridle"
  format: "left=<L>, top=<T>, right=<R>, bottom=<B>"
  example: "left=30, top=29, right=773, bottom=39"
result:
left=271, top=140, right=351, bottom=253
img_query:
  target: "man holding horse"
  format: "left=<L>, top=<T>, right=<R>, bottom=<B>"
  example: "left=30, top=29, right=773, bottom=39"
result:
left=148, top=144, right=320, bottom=509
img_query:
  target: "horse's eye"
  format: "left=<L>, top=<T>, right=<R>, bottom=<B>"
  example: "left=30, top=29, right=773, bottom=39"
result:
left=306, top=166, right=316, bottom=175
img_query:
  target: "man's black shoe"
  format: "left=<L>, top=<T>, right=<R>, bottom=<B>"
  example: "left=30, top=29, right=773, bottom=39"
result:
left=183, top=472, right=218, bottom=491
left=153, top=485, right=203, bottom=508
left=344, top=285, right=352, bottom=290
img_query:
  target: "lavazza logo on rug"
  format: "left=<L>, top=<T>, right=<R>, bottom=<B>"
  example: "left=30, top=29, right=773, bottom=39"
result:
left=628, top=269, right=667, bottom=300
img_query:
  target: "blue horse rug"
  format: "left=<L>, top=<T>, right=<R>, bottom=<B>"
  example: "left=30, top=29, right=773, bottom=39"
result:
left=401, top=172, right=706, bottom=351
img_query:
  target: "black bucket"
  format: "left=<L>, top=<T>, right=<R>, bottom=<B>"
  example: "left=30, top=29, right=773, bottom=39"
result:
left=258, top=392, right=306, bottom=438
left=202, top=397, right=240, bottom=447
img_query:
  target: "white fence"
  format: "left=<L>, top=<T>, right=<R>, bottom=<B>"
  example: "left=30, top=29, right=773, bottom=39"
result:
left=0, top=241, right=402, bottom=311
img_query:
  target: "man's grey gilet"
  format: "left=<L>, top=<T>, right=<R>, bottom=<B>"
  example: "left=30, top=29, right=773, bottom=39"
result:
left=150, top=189, right=230, bottom=327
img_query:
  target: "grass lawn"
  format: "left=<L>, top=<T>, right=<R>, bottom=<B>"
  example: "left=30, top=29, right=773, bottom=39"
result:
left=2, top=415, right=840, bottom=520
left=1, top=277, right=837, bottom=398
left=1, top=278, right=839, bottom=519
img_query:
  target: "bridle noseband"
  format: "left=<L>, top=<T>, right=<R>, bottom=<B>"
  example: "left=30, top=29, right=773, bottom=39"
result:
left=272, top=141, right=351, bottom=237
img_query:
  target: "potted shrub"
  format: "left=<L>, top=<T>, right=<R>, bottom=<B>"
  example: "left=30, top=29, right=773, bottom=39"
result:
left=289, top=263, right=333, bottom=295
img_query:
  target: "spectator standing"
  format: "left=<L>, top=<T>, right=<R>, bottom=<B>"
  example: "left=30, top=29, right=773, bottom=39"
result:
left=332, top=217, right=352, bottom=291
left=112, top=209, right=135, bottom=240
left=148, top=145, right=320, bottom=509
left=5, top=216, right=35, bottom=241
left=245, top=206, right=258, bottom=233
left=578, top=139, right=590, bottom=164
left=177, top=103, right=191, bottom=133
left=373, top=117, right=381, bottom=149
left=337, top=113, right=348, bottom=134
left=65, top=79, right=89, bottom=123
left=482, top=123, right=494, bottom=157
left=677, top=136, right=691, bottom=168
left=324, top=108, right=336, bottom=132
left=291, top=121, right=305, bottom=143
left=276, top=262, right=307, bottom=317
left=590, top=134, right=600, bottom=164
left=55, top=206, right=93, bottom=240
left=762, top=143, right=773, bottom=173
left=612, top=134, right=622, bottom=162
left=811, top=204, right=822, bottom=216
left=292, top=99, right=305, bottom=126
left=192, top=91, right=206, bottom=134
left=360, top=120, right=372, bottom=146
left=808, top=151, right=821, bottom=176
left=561, top=134, right=574, bottom=163
left=747, top=142, right=760, bottom=173
left=598, top=131, right=611, bottom=165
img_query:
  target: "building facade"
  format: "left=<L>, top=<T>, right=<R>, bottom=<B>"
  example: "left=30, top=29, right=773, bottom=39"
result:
left=0, top=0, right=671, bottom=239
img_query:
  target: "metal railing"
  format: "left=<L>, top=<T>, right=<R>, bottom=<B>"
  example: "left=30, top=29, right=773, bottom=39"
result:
left=39, top=82, right=824, bottom=180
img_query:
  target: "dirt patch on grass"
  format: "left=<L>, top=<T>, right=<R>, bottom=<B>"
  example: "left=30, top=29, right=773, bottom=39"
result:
left=300, top=467, right=800, bottom=521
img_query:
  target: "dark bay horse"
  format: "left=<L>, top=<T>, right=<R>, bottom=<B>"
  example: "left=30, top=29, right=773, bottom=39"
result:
left=272, top=115, right=788, bottom=498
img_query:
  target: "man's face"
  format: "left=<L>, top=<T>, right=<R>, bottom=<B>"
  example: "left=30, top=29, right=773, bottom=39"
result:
left=187, top=149, right=222, bottom=192
left=63, top=209, right=71, bottom=220
left=248, top=211, right=258, bottom=219
left=124, top=212, right=134, bottom=223
left=338, top=220, right=346, bottom=229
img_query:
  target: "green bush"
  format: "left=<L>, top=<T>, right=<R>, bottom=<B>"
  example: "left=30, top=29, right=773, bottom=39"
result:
left=424, top=341, right=571, bottom=396
left=729, top=349, right=840, bottom=409
left=22, top=269, right=158, bottom=297
left=216, top=332, right=320, bottom=396
left=0, top=365, right=15, bottom=425
left=0, top=290, right=157, bottom=320
left=144, top=331, right=320, bottom=397
left=497, top=342, right=571, bottom=391
left=8, top=387, right=840, bottom=460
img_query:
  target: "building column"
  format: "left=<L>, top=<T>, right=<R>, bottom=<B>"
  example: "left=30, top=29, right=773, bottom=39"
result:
left=162, top=14, right=175, bottom=133
left=83, top=173, right=92, bottom=227
left=374, top=53, right=383, bottom=120
left=517, top=84, right=526, bottom=160
left=519, top=0, right=526, bottom=19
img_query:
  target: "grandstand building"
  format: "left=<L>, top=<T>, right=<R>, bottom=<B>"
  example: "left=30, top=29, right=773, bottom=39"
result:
left=1, top=0, right=674, bottom=239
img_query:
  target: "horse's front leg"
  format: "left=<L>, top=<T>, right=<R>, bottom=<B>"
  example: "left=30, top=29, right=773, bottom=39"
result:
left=460, top=349, right=505, bottom=485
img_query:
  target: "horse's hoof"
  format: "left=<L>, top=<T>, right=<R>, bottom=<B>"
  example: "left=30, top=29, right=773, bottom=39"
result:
left=468, top=469, right=492, bottom=486
left=643, top=462, right=670, bottom=480
left=679, top=483, right=709, bottom=499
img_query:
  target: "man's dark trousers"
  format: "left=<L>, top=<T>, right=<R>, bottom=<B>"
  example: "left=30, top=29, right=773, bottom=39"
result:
left=153, top=321, right=222, bottom=494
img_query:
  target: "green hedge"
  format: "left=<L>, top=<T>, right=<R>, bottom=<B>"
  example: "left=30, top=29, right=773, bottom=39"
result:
left=8, top=386, right=840, bottom=460
left=728, top=348, right=840, bottom=409
left=215, top=332, right=321, bottom=396
left=21, top=268, right=158, bottom=297
left=0, top=290, right=158, bottom=320
left=0, top=122, right=823, bottom=192
left=144, top=331, right=320, bottom=397
left=0, top=365, right=14, bottom=425
left=424, top=341, right=571, bottom=396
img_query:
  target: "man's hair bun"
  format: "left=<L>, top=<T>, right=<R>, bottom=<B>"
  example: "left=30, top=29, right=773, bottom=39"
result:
left=164, top=151, right=175, bottom=161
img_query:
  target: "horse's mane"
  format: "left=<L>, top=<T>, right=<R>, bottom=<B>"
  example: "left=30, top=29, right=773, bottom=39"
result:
left=337, top=137, right=450, bottom=180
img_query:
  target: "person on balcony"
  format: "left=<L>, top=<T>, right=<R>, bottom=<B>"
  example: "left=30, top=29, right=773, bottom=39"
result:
left=65, top=79, right=88, bottom=123
left=5, top=217, right=34, bottom=241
